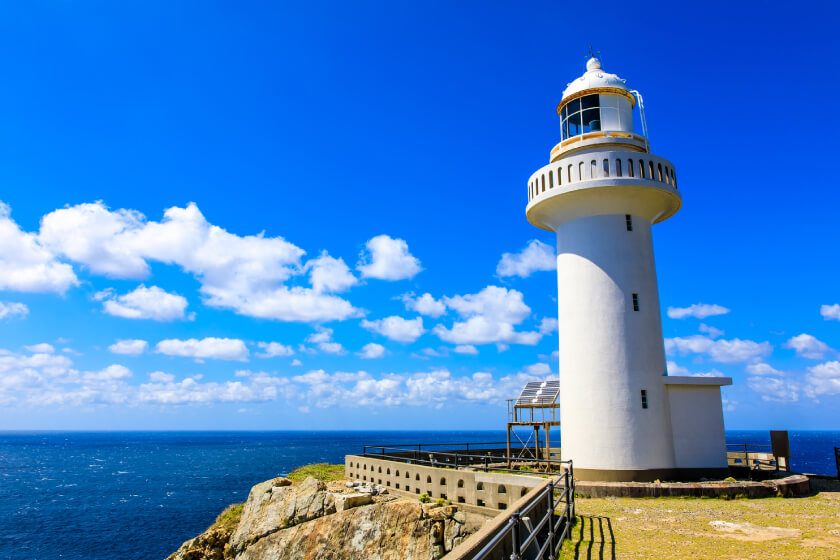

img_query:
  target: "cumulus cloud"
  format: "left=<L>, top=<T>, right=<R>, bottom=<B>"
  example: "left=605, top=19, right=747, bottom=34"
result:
left=699, top=323, right=724, bottom=338
left=357, top=235, right=421, bottom=280
left=0, top=202, right=78, bottom=294
left=37, top=201, right=358, bottom=323
left=666, top=360, right=724, bottom=377
left=256, top=342, right=295, bottom=358
left=783, top=334, right=833, bottom=360
left=401, top=293, right=446, bottom=318
left=155, top=337, right=249, bottom=361
left=820, top=304, right=840, bottom=321
left=108, top=339, right=149, bottom=356
left=666, top=303, right=730, bottom=320
left=24, top=343, right=55, bottom=354
left=804, top=361, right=840, bottom=397
left=496, top=240, right=555, bottom=278
left=305, top=327, right=346, bottom=354
left=745, top=362, right=783, bottom=376
left=747, top=376, right=799, bottom=402
left=358, top=343, right=386, bottom=359
left=433, top=286, right=542, bottom=346
left=0, top=302, right=28, bottom=320
left=305, top=252, right=357, bottom=293
left=454, top=345, right=478, bottom=355
left=524, top=363, right=551, bottom=376
left=664, top=334, right=771, bottom=364
left=137, top=372, right=286, bottom=405
left=98, top=285, right=190, bottom=321
left=361, top=316, right=425, bottom=343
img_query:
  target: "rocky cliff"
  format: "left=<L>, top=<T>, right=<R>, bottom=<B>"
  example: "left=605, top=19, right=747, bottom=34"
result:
left=166, top=475, right=480, bottom=560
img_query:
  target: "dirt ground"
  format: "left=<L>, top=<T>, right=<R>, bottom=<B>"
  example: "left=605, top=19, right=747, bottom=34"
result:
left=559, top=478, right=840, bottom=559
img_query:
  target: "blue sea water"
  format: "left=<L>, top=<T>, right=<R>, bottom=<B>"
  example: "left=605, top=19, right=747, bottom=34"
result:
left=0, top=430, right=837, bottom=560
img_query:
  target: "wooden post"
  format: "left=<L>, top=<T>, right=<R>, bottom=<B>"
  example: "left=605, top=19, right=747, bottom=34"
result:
left=534, top=425, right=540, bottom=464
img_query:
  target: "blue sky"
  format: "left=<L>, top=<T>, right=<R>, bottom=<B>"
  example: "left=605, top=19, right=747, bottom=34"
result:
left=0, top=0, right=838, bottom=430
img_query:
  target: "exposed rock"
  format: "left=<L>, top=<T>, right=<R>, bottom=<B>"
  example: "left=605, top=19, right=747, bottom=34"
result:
left=332, top=492, right=373, bottom=511
left=229, top=476, right=335, bottom=556
left=166, top=526, right=231, bottom=560
left=236, top=499, right=469, bottom=560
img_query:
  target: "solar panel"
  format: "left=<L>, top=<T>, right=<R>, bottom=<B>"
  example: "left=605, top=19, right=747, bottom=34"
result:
left=515, top=380, right=560, bottom=405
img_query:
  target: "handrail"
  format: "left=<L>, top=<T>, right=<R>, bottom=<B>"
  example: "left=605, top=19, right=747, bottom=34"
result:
left=361, top=444, right=571, bottom=474
left=469, top=464, right=576, bottom=560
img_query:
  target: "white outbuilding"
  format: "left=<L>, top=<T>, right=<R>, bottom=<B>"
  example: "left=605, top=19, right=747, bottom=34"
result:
left=526, top=57, right=732, bottom=481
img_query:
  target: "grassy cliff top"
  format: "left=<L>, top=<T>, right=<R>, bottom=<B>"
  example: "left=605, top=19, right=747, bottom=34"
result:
left=560, top=478, right=840, bottom=559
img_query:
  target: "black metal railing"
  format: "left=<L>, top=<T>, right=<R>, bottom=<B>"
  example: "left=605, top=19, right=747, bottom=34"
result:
left=362, top=444, right=567, bottom=473
left=834, top=446, right=839, bottom=478
left=471, top=464, right=576, bottom=560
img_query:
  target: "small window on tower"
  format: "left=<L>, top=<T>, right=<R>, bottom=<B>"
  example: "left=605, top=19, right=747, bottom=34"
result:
left=641, top=390, right=648, bottom=409
left=632, top=293, right=640, bottom=311
left=625, top=215, right=633, bottom=231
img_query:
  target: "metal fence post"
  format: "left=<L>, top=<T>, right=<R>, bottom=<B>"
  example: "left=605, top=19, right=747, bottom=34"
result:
left=835, top=446, right=840, bottom=479
left=510, top=512, right=522, bottom=560
left=547, top=481, right=556, bottom=559
left=484, top=456, right=489, bottom=472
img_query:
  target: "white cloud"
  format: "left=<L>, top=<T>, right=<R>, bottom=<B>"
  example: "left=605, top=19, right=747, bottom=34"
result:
left=39, top=202, right=359, bottom=323
left=149, top=371, right=175, bottom=383
left=664, top=335, right=771, bottom=364
left=667, top=361, right=691, bottom=376
left=699, top=323, right=724, bottom=338
left=357, top=235, right=421, bottom=280
left=524, top=363, right=551, bottom=376
left=666, top=303, right=730, bottom=320
left=539, top=318, right=558, bottom=334
left=496, top=239, right=555, bottom=278
left=358, top=343, right=386, bottom=359
left=305, top=251, right=357, bottom=293
left=820, top=304, right=840, bottom=321
left=745, top=362, right=783, bottom=376
left=137, top=372, right=287, bottom=405
left=0, top=302, right=28, bottom=320
left=256, top=342, right=295, bottom=358
left=361, top=316, right=425, bottom=343
left=0, top=202, right=78, bottom=294
left=454, top=345, right=478, bottom=355
left=667, top=360, right=724, bottom=377
left=401, top=293, right=446, bottom=318
left=783, top=333, right=833, bottom=360
left=108, top=339, right=149, bottom=356
left=433, top=286, right=542, bottom=346
left=99, top=285, right=190, bottom=321
left=804, top=361, right=840, bottom=397
left=747, top=376, right=799, bottom=402
left=291, top=359, right=302, bottom=366
left=155, top=337, right=249, bottom=361
left=24, top=343, right=54, bottom=354
left=305, top=327, right=346, bottom=354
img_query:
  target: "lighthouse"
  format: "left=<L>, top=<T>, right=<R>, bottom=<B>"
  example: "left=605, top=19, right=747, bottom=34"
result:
left=527, top=57, right=732, bottom=482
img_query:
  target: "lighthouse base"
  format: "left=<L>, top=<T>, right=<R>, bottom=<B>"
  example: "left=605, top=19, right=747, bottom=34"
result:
left=573, top=466, right=731, bottom=483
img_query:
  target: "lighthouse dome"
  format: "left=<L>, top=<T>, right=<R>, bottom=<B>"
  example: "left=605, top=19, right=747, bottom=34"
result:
left=561, top=57, right=629, bottom=101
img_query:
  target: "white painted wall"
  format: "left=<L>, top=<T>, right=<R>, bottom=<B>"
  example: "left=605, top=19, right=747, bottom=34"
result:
left=667, top=384, right=729, bottom=469
left=555, top=214, right=675, bottom=472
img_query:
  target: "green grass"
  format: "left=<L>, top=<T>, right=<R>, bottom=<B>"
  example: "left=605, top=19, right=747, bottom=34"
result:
left=210, top=503, right=244, bottom=533
left=286, top=463, right=346, bottom=483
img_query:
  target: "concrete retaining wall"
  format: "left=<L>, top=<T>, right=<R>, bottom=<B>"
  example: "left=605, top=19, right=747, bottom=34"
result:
left=345, top=455, right=547, bottom=513
left=575, top=474, right=810, bottom=498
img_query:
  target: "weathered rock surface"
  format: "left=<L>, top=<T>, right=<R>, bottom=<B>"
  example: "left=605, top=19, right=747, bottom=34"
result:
left=166, top=474, right=478, bottom=560
left=166, top=526, right=232, bottom=560
left=229, top=476, right=335, bottom=556
left=237, top=500, right=469, bottom=560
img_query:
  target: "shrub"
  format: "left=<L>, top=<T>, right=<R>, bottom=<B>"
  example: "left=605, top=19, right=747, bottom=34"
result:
left=419, top=493, right=431, bottom=503
left=211, top=503, right=244, bottom=532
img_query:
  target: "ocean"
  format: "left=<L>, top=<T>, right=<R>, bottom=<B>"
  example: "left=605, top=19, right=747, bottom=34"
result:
left=0, top=430, right=837, bottom=560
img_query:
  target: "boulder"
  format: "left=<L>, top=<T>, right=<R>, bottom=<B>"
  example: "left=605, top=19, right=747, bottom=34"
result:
left=332, top=492, right=373, bottom=511
left=229, top=476, right=335, bottom=556
left=235, top=499, right=466, bottom=560
left=166, top=526, right=231, bottom=560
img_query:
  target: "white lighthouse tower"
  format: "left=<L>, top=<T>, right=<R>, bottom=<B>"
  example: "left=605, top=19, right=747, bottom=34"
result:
left=527, top=57, right=732, bottom=481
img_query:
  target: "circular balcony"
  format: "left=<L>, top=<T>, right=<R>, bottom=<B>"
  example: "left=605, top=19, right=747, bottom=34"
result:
left=526, top=151, right=681, bottom=232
